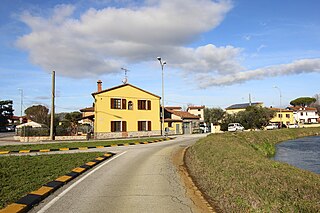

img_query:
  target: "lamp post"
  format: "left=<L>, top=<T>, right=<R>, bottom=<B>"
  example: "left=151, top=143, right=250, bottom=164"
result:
left=157, top=57, right=166, bottom=137
left=273, top=86, right=282, bottom=127
left=18, top=88, right=23, bottom=120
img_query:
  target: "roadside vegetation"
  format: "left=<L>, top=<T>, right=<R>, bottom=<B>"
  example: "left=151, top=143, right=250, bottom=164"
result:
left=0, top=152, right=104, bottom=209
left=185, top=128, right=320, bottom=212
left=0, top=137, right=162, bottom=152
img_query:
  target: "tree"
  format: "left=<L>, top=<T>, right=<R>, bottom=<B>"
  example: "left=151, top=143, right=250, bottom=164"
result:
left=290, top=97, right=316, bottom=107
left=220, top=106, right=275, bottom=131
left=25, top=105, right=49, bottom=124
left=0, top=100, right=14, bottom=127
left=64, top=111, right=82, bottom=135
left=237, top=106, right=275, bottom=129
left=310, top=94, right=320, bottom=112
left=204, top=107, right=225, bottom=125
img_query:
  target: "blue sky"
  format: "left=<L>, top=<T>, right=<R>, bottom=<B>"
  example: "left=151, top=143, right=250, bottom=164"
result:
left=1, top=0, right=319, bottom=115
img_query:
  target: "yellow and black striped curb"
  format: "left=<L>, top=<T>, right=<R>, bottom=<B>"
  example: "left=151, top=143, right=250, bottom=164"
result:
left=0, top=152, right=116, bottom=213
left=0, top=137, right=174, bottom=155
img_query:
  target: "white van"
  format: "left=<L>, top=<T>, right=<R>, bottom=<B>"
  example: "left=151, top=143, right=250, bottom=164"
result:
left=228, top=123, right=244, bottom=132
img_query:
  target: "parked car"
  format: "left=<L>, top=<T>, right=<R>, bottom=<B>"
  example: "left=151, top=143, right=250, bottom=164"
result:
left=266, top=123, right=278, bottom=130
left=228, top=123, right=244, bottom=132
left=199, top=123, right=209, bottom=133
left=6, top=125, right=16, bottom=132
left=288, top=123, right=299, bottom=128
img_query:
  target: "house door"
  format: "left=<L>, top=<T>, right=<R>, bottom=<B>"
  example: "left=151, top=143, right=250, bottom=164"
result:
left=183, top=122, right=190, bottom=134
left=176, top=124, right=180, bottom=134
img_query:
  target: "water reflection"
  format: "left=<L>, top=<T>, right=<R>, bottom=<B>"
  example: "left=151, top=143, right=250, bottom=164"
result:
left=273, top=136, right=320, bottom=174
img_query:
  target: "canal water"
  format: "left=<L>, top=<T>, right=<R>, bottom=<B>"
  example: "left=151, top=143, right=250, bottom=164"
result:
left=273, top=136, right=320, bottom=174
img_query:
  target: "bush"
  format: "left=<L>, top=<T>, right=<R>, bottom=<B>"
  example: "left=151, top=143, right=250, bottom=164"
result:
left=17, top=126, right=49, bottom=136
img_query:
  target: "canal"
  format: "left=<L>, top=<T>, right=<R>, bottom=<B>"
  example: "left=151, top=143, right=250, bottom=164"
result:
left=273, top=135, right=320, bottom=174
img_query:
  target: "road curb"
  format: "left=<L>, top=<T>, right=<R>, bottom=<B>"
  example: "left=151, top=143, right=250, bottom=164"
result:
left=0, top=152, right=116, bottom=213
left=0, top=137, right=174, bottom=155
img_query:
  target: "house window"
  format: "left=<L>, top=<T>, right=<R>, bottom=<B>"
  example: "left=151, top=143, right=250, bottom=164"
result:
left=111, top=98, right=126, bottom=109
left=138, top=121, right=151, bottom=131
left=138, top=100, right=151, bottom=110
left=301, top=112, right=303, bottom=116
left=198, top=109, right=201, bottom=111
left=111, top=121, right=127, bottom=132
left=198, top=114, right=201, bottom=117
left=168, top=122, right=172, bottom=127
left=128, top=101, right=133, bottom=110
left=278, top=114, right=282, bottom=118
left=286, top=114, right=290, bottom=118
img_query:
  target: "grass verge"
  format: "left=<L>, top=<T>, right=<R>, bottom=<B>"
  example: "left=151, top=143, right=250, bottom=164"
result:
left=0, top=152, right=104, bottom=209
left=0, top=137, right=162, bottom=152
left=185, top=128, right=320, bottom=212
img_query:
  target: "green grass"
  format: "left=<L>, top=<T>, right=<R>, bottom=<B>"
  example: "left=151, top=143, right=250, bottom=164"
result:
left=0, top=152, right=104, bottom=209
left=185, top=128, right=320, bottom=212
left=0, top=137, right=162, bottom=152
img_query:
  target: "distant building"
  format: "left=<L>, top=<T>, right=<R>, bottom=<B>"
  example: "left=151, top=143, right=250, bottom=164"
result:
left=79, top=106, right=94, bottom=126
left=269, top=107, right=294, bottom=126
left=226, top=102, right=264, bottom=114
left=286, top=106, right=319, bottom=124
left=164, top=107, right=200, bottom=134
left=187, top=105, right=205, bottom=122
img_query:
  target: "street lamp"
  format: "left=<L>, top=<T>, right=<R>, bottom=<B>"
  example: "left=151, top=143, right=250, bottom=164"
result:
left=273, top=86, right=282, bottom=127
left=157, top=57, right=166, bottom=137
left=18, top=88, right=23, bottom=120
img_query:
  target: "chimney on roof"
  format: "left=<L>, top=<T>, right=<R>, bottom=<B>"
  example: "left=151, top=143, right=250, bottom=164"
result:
left=97, top=80, right=102, bottom=92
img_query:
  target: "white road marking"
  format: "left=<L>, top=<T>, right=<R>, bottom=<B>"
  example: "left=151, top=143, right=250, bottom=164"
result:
left=37, top=151, right=127, bottom=213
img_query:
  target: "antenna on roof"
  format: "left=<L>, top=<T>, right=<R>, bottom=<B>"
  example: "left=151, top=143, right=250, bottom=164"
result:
left=121, top=67, right=129, bottom=84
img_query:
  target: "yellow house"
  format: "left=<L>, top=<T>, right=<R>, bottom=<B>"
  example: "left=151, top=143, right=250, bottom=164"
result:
left=269, top=107, right=294, bottom=126
left=226, top=102, right=264, bottom=114
left=92, top=81, right=161, bottom=139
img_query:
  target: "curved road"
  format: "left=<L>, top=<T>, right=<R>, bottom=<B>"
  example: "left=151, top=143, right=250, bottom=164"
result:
left=30, top=134, right=210, bottom=213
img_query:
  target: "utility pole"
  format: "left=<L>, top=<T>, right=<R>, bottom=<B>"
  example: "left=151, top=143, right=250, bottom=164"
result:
left=50, top=71, right=55, bottom=140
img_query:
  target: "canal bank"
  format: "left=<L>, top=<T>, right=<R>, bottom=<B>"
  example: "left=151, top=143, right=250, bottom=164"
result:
left=185, top=128, right=320, bottom=212
left=274, top=135, right=320, bottom=174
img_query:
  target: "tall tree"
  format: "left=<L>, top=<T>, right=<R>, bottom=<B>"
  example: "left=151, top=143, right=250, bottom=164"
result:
left=24, top=105, right=49, bottom=124
left=290, top=97, right=316, bottom=107
left=204, top=107, right=225, bottom=125
left=0, top=100, right=14, bottom=127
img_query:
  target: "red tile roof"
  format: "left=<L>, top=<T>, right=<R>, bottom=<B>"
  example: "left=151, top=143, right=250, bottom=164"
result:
left=187, top=105, right=205, bottom=110
left=80, top=107, right=94, bottom=112
left=165, top=106, right=182, bottom=110
left=287, top=106, right=317, bottom=111
left=269, top=107, right=293, bottom=112
left=166, top=109, right=200, bottom=119
left=92, top=83, right=160, bottom=98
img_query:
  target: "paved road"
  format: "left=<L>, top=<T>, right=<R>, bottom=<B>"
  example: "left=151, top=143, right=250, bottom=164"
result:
left=30, top=134, right=209, bottom=213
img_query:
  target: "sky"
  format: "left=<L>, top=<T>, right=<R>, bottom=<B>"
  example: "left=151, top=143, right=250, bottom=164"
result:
left=1, top=0, right=319, bottom=115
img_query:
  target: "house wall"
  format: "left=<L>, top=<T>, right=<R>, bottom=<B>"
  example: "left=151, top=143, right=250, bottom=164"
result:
left=94, top=85, right=161, bottom=138
left=226, top=108, right=246, bottom=114
left=188, top=108, right=204, bottom=121
left=293, top=110, right=319, bottom=123
left=164, top=121, right=183, bottom=135
left=270, top=111, right=294, bottom=125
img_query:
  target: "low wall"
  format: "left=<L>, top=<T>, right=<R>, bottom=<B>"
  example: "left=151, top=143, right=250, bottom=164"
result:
left=95, top=130, right=161, bottom=140
left=15, top=135, right=87, bottom=142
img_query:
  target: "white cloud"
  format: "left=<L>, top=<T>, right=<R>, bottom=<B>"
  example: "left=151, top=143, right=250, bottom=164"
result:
left=16, top=0, right=234, bottom=78
left=198, top=58, right=320, bottom=88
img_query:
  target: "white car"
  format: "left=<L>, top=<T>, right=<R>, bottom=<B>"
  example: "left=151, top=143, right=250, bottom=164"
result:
left=228, top=123, right=244, bottom=132
left=288, top=124, right=299, bottom=128
left=266, top=123, right=278, bottom=130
